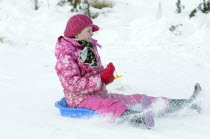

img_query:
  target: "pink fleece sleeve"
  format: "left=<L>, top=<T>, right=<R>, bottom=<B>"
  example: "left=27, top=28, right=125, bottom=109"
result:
left=55, top=52, right=103, bottom=94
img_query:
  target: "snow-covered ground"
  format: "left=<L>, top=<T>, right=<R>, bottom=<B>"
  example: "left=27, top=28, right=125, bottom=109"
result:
left=1, top=0, right=210, bottom=138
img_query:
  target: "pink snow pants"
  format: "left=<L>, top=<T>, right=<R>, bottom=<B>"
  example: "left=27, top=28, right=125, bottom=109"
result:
left=77, top=93, right=170, bottom=117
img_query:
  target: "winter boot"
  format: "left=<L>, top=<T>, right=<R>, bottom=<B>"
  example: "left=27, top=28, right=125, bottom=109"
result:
left=165, top=83, right=202, bottom=114
left=189, top=83, right=202, bottom=113
left=120, top=109, right=155, bottom=129
left=189, top=83, right=202, bottom=102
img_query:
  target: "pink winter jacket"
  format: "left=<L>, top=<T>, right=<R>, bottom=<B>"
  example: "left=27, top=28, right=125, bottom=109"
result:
left=55, top=36, right=109, bottom=108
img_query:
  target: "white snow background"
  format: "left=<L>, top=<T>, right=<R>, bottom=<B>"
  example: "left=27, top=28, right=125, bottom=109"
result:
left=0, top=0, right=210, bottom=138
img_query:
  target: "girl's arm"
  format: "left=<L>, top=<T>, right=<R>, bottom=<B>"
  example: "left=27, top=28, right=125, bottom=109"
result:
left=55, top=52, right=103, bottom=94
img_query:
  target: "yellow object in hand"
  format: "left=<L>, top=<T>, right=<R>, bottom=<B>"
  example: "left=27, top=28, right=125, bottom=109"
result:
left=114, top=75, right=123, bottom=80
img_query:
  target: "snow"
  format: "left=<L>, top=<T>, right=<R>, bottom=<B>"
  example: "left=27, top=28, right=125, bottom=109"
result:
left=1, top=0, right=210, bottom=138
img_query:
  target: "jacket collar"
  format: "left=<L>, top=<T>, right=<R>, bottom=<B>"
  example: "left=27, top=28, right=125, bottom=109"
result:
left=58, top=36, right=102, bottom=48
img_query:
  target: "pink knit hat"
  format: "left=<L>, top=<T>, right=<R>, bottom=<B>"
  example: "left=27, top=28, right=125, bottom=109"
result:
left=64, top=14, right=99, bottom=38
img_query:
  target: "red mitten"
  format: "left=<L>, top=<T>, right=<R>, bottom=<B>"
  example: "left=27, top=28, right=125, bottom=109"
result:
left=101, top=62, right=115, bottom=84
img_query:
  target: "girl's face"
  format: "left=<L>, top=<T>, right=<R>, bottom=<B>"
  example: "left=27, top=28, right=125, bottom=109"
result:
left=76, top=26, right=93, bottom=42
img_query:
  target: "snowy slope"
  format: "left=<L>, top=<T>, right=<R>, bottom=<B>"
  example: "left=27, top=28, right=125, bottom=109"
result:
left=0, top=0, right=210, bottom=139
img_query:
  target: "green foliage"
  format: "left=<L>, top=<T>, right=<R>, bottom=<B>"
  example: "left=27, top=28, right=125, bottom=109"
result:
left=81, top=0, right=99, bottom=18
left=57, top=0, right=67, bottom=6
left=169, top=24, right=183, bottom=35
left=189, top=0, right=210, bottom=18
left=89, top=0, right=114, bottom=9
left=176, top=0, right=184, bottom=13
left=57, top=0, right=114, bottom=18
left=198, top=0, right=210, bottom=13
left=189, top=9, right=197, bottom=18
left=71, top=0, right=82, bottom=12
left=34, top=0, right=39, bottom=10
left=57, top=0, right=82, bottom=12
left=0, top=37, right=4, bottom=43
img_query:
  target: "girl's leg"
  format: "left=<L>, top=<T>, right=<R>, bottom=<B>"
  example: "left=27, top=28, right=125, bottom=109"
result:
left=120, top=109, right=155, bottom=129
left=77, top=96, right=127, bottom=117
left=107, top=93, right=145, bottom=105
left=108, top=93, right=170, bottom=114
left=77, top=96, right=154, bottom=128
left=106, top=94, right=156, bottom=128
left=108, top=83, right=201, bottom=116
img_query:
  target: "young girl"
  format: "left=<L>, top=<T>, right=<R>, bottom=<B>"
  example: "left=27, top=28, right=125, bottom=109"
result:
left=55, top=14, right=202, bottom=129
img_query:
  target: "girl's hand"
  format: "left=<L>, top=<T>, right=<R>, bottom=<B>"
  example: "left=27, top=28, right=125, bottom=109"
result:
left=101, top=62, right=115, bottom=84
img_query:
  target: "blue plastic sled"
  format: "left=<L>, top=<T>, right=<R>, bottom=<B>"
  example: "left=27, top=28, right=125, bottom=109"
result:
left=55, top=97, right=97, bottom=118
